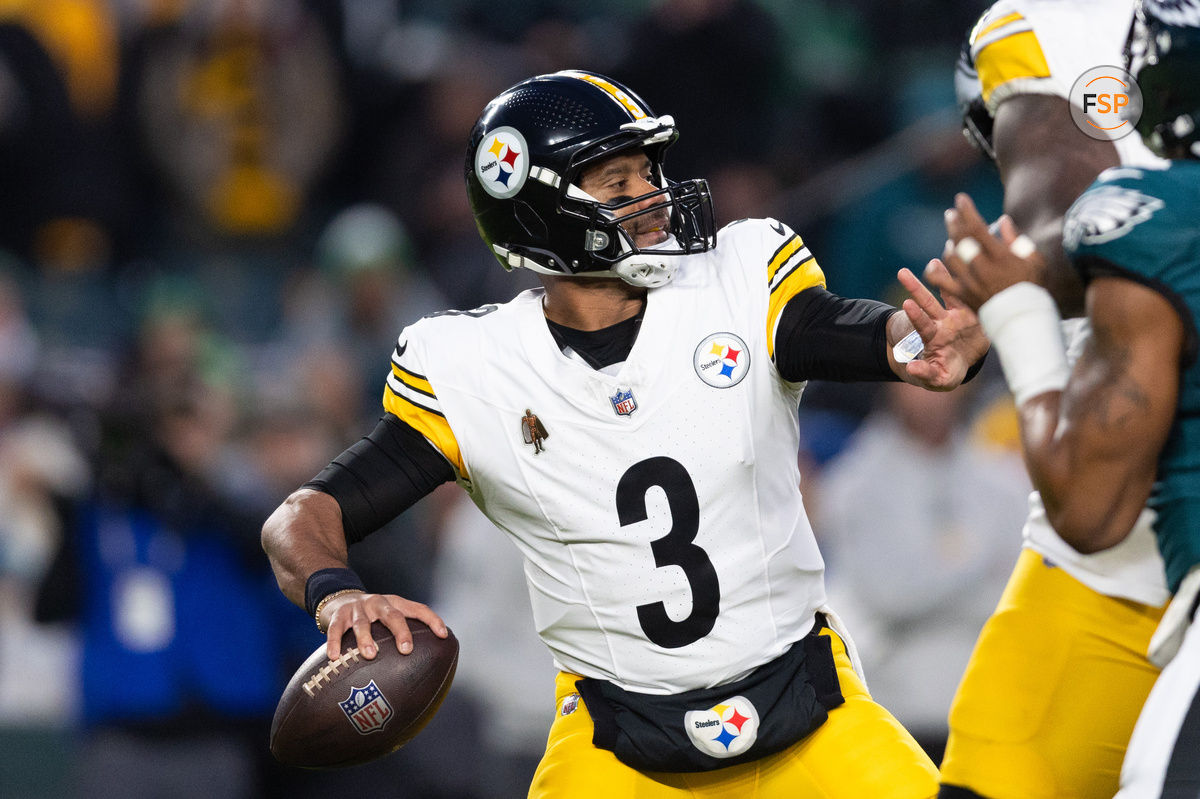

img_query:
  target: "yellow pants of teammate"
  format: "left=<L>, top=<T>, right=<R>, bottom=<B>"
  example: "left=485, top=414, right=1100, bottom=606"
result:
left=529, top=628, right=938, bottom=798
left=940, top=548, right=1164, bottom=798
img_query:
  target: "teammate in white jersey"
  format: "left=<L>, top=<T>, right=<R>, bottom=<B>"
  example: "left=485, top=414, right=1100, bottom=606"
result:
left=262, top=70, right=987, bottom=797
left=938, top=2, right=1169, bottom=797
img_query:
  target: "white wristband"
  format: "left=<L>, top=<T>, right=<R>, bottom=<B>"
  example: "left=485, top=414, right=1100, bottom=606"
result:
left=978, top=282, right=1069, bottom=406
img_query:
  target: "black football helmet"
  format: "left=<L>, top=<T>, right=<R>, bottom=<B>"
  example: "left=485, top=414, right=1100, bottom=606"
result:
left=465, top=70, right=716, bottom=287
left=1125, top=0, right=1200, bottom=158
left=955, top=43, right=996, bottom=163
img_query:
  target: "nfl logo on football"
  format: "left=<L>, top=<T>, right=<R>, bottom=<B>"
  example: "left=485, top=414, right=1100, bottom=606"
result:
left=610, top=388, right=638, bottom=416
left=339, top=680, right=395, bottom=735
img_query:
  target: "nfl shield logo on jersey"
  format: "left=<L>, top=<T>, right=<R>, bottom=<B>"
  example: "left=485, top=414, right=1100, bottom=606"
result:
left=339, top=680, right=394, bottom=735
left=610, top=388, right=638, bottom=416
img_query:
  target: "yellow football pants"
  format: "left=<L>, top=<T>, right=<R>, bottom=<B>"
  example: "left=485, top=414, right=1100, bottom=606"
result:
left=940, top=548, right=1164, bottom=799
left=529, top=628, right=938, bottom=798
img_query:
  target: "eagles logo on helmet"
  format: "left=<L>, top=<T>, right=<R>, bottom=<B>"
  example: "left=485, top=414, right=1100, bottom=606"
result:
left=465, top=70, right=717, bottom=288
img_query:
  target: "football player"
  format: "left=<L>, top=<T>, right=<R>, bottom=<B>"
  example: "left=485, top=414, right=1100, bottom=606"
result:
left=938, top=2, right=1170, bottom=797
left=930, top=3, right=1200, bottom=795
left=262, top=70, right=987, bottom=797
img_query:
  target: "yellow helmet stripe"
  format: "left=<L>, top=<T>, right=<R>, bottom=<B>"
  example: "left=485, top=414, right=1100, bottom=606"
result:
left=558, top=70, right=647, bottom=119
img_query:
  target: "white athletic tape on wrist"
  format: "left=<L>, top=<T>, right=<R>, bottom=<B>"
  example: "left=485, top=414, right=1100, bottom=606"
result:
left=978, top=282, right=1069, bottom=406
left=954, top=236, right=982, bottom=265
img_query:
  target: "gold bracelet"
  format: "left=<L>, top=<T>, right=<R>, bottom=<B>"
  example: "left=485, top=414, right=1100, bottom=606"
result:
left=314, top=588, right=364, bottom=634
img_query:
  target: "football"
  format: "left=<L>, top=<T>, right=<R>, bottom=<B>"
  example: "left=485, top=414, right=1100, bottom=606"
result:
left=270, top=619, right=459, bottom=768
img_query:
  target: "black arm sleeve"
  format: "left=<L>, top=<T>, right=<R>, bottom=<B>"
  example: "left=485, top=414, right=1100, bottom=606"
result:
left=303, top=413, right=456, bottom=544
left=774, top=286, right=901, bottom=383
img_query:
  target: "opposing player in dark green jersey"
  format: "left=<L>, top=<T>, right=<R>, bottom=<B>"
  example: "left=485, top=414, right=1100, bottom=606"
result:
left=929, top=0, right=1200, bottom=794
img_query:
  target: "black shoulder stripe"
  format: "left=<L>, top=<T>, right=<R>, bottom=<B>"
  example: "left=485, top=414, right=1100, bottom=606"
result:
left=768, top=233, right=799, bottom=267
left=390, top=358, right=430, bottom=383
left=385, top=383, right=447, bottom=418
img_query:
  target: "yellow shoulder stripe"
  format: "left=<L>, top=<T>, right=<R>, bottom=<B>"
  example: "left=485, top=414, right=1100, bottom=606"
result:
left=976, top=30, right=1051, bottom=104
left=382, top=387, right=467, bottom=478
left=768, top=235, right=804, bottom=283
left=767, top=256, right=826, bottom=360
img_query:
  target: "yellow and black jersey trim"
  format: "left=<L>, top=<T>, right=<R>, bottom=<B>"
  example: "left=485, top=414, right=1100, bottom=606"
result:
left=969, top=7, right=1051, bottom=107
left=382, top=349, right=467, bottom=477
left=766, top=232, right=826, bottom=359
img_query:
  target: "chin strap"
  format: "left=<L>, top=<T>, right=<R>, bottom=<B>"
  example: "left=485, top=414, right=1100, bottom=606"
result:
left=493, top=243, right=683, bottom=288
left=610, top=254, right=679, bottom=287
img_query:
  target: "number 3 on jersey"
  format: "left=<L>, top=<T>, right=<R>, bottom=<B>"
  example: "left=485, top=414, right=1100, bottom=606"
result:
left=616, top=457, right=721, bottom=648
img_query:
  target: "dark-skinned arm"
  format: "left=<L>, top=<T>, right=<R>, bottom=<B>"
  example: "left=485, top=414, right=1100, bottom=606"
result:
left=1018, top=278, right=1181, bottom=551
left=993, top=94, right=1120, bottom=316
left=262, top=415, right=454, bottom=660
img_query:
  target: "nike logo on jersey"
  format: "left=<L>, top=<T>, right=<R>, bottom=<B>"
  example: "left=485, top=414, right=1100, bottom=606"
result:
left=769, top=220, right=786, bottom=236
left=395, top=340, right=408, bottom=357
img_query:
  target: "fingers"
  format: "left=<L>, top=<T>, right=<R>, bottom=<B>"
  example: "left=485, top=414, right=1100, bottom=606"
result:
left=322, top=593, right=449, bottom=661
left=901, top=297, right=938, bottom=346
left=377, top=598, right=445, bottom=655
left=943, top=194, right=1004, bottom=274
left=897, top=267, right=946, bottom=322
left=397, top=599, right=449, bottom=639
left=922, top=258, right=961, bottom=300
left=946, top=193, right=993, bottom=244
left=323, top=595, right=377, bottom=661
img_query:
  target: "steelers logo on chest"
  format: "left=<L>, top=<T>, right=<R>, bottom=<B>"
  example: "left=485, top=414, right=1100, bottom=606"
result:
left=694, top=332, right=750, bottom=388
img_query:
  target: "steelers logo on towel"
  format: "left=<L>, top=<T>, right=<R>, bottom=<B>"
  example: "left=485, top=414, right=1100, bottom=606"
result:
left=694, top=333, right=750, bottom=388
left=684, top=695, right=760, bottom=758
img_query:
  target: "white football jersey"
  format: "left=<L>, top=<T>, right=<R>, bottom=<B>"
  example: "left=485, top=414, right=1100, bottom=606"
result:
left=971, top=0, right=1169, bottom=606
left=970, top=0, right=1160, bottom=168
left=384, top=218, right=830, bottom=694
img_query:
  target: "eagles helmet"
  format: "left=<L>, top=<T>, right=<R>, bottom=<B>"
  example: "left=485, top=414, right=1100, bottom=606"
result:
left=465, top=70, right=716, bottom=288
left=955, top=43, right=996, bottom=162
left=1125, top=0, right=1200, bottom=158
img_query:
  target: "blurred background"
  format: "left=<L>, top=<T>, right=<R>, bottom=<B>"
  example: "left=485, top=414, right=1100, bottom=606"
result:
left=0, top=0, right=1031, bottom=796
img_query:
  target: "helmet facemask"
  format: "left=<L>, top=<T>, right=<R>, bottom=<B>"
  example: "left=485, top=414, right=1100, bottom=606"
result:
left=557, top=143, right=716, bottom=288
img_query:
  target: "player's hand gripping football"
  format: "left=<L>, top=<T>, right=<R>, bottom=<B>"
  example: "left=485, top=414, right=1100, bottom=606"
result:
left=927, top=192, right=1048, bottom=312
left=320, top=591, right=449, bottom=661
left=894, top=264, right=989, bottom=390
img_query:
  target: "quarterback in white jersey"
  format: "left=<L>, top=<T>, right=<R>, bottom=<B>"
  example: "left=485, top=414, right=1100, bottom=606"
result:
left=263, top=70, right=987, bottom=798
left=938, top=2, right=1169, bottom=798
left=389, top=218, right=826, bottom=694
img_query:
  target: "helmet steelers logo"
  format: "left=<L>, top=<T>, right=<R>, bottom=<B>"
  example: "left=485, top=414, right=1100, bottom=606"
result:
left=475, top=126, right=530, bottom=199
left=694, top=333, right=750, bottom=388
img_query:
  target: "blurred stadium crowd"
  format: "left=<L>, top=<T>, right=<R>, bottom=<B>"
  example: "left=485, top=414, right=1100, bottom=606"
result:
left=0, top=0, right=1033, bottom=797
